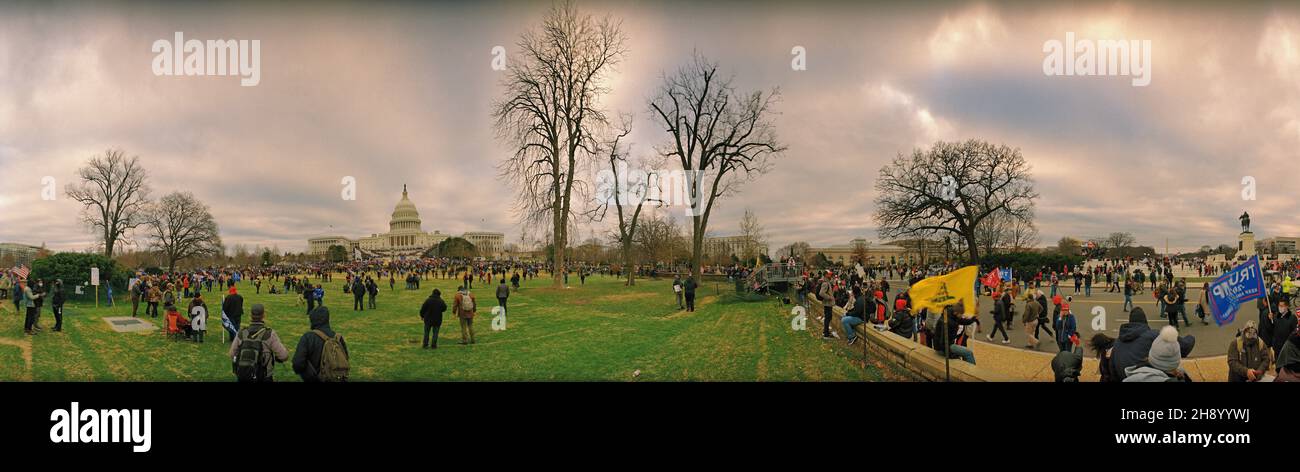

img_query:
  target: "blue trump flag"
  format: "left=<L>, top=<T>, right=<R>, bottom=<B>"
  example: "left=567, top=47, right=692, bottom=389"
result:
left=1207, top=256, right=1266, bottom=326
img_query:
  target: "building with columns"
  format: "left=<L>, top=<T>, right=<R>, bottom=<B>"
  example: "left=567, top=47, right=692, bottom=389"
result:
left=307, top=185, right=503, bottom=259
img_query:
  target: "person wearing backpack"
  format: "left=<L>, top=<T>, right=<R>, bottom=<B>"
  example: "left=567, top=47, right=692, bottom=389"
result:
left=672, top=276, right=684, bottom=309
left=453, top=286, right=477, bottom=345
left=1227, top=320, right=1271, bottom=382
left=228, top=304, right=289, bottom=382
left=293, top=306, right=351, bottom=382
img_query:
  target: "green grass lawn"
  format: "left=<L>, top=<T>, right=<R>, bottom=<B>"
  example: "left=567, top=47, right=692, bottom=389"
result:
left=8, top=274, right=885, bottom=382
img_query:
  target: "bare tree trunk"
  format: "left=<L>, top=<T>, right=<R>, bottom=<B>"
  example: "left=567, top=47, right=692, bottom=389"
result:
left=623, top=239, right=635, bottom=286
left=553, top=209, right=565, bottom=287
left=691, top=218, right=705, bottom=283
left=965, top=232, right=980, bottom=261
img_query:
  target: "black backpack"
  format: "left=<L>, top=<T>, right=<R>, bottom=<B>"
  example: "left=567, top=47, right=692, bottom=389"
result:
left=235, top=327, right=271, bottom=382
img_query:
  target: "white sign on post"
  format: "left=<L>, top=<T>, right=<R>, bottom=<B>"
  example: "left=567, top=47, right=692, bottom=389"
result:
left=90, top=267, right=101, bottom=286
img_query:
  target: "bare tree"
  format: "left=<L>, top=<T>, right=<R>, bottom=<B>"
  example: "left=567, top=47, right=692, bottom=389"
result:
left=738, top=208, right=767, bottom=263
left=590, top=114, right=659, bottom=285
left=778, top=241, right=811, bottom=260
left=65, top=149, right=152, bottom=257
left=635, top=212, right=687, bottom=268
left=975, top=209, right=1011, bottom=256
left=492, top=0, right=628, bottom=287
left=1057, top=237, right=1082, bottom=255
left=146, top=192, right=224, bottom=272
left=1106, top=231, right=1137, bottom=258
left=873, top=139, right=1037, bottom=260
left=648, top=54, right=786, bottom=281
left=1008, top=213, right=1040, bottom=251
left=851, top=240, right=869, bottom=266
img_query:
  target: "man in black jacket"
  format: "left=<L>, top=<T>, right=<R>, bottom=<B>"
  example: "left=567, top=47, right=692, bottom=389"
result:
left=1109, top=307, right=1196, bottom=381
left=352, top=277, right=365, bottom=311
left=1271, top=299, right=1296, bottom=361
left=293, top=306, right=349, bottom=381
left=1259, top=297, right=1275, bottom=351
left=51, top=280, right=66, bottom=332
left=222, top=286, right=244, bottom=342
left=684, top=277, right=698, bottom=312
left=304, top=283, right=315, bottom=314
left=1034, top=289, right=1053, bottom=341
left=420, top=289, right=447, bottom=349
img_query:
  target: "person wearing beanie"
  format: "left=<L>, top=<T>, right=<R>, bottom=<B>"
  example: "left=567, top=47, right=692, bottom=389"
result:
left=1051, top=335, right=1084, bottom=382
left=419, top=289, right=447, bottom=349
left=1054, top=303, right=1078, bottom=353
left=229, top=304, right=289, bottom=382
left=221, top=285, right=244, bottom=342
left=164, top=302, right=194, bottom=339
left=1122, top=325, right=1190, bottom=382
left=1109, top=307, right=1197, bottom=381
left=1227, top=320, right=1272, bottom=382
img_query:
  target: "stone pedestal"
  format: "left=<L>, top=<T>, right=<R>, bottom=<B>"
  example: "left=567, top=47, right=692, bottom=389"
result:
left=1239, top=231, right=1256, bottom=260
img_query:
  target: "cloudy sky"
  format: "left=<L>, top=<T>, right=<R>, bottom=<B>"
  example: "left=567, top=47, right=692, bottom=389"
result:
left=2, top=0, right=1298, bottom=254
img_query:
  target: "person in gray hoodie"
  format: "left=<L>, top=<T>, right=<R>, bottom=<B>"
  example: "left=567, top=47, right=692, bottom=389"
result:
left=1122, top=325, right=1191, bottom=382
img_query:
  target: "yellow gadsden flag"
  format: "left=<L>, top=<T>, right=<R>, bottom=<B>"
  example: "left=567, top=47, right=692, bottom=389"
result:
left=908, top=266, right=979, bottom=315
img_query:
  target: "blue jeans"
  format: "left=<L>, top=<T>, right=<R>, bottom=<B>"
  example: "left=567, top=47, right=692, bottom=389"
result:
left=948, top=344, right=976, bottom=364
left=1124, top=294, right=1132, bottom=311
left=842, top=316, right=864, bottom=342
left=1085, top=285, right=1091, bottom=297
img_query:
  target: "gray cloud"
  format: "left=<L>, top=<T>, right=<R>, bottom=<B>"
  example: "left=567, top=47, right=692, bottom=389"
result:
left=1, top=1, right=1297, bottom=256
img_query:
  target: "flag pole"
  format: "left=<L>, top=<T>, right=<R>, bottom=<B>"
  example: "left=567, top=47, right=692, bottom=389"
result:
left=944, top=307, right=951, bottom=382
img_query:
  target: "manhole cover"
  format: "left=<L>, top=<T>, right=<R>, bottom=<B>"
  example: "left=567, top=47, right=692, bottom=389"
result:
left=103, top=317, right=157, bottom=333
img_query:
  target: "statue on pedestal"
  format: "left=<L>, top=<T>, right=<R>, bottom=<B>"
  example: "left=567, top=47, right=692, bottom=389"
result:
left=1240, top=211, right=1251, bottom=233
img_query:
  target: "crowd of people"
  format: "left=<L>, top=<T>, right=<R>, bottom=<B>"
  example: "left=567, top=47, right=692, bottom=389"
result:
left=777, top=254, right=1300, bottom=382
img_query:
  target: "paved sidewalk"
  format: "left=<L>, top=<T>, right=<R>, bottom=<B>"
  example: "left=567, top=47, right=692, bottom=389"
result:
left=967, top=338, right=1229, bottom=382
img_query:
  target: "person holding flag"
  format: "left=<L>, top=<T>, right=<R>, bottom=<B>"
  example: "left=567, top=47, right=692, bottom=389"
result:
left=1207, top=255, right=1268, bottom=328
left=910, top=266, right=980, bottom=370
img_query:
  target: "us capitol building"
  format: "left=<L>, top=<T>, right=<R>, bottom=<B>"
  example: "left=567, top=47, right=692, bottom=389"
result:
left=308, top=185, right=504, bottom=259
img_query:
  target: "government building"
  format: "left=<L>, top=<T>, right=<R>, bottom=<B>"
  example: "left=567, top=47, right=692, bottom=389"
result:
left=703, top=235, right=769, bottom=260
left=801, top=238, right=945, bottom=266
left=308, top=185, right=505, bottom=259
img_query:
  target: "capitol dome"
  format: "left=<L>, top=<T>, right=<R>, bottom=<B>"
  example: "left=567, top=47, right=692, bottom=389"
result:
left=389, top=184, right=422, bottom=234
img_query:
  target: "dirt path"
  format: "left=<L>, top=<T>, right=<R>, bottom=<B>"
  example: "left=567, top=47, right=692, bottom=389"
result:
left=0, top=337, right=34, bottom=380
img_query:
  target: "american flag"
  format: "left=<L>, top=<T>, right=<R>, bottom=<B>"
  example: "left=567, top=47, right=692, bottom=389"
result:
left=11, top=265, right=30, bottom=281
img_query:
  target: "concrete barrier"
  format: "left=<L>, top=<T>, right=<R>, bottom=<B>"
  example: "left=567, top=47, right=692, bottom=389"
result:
left=807, top=294, right=1013, bottom=382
